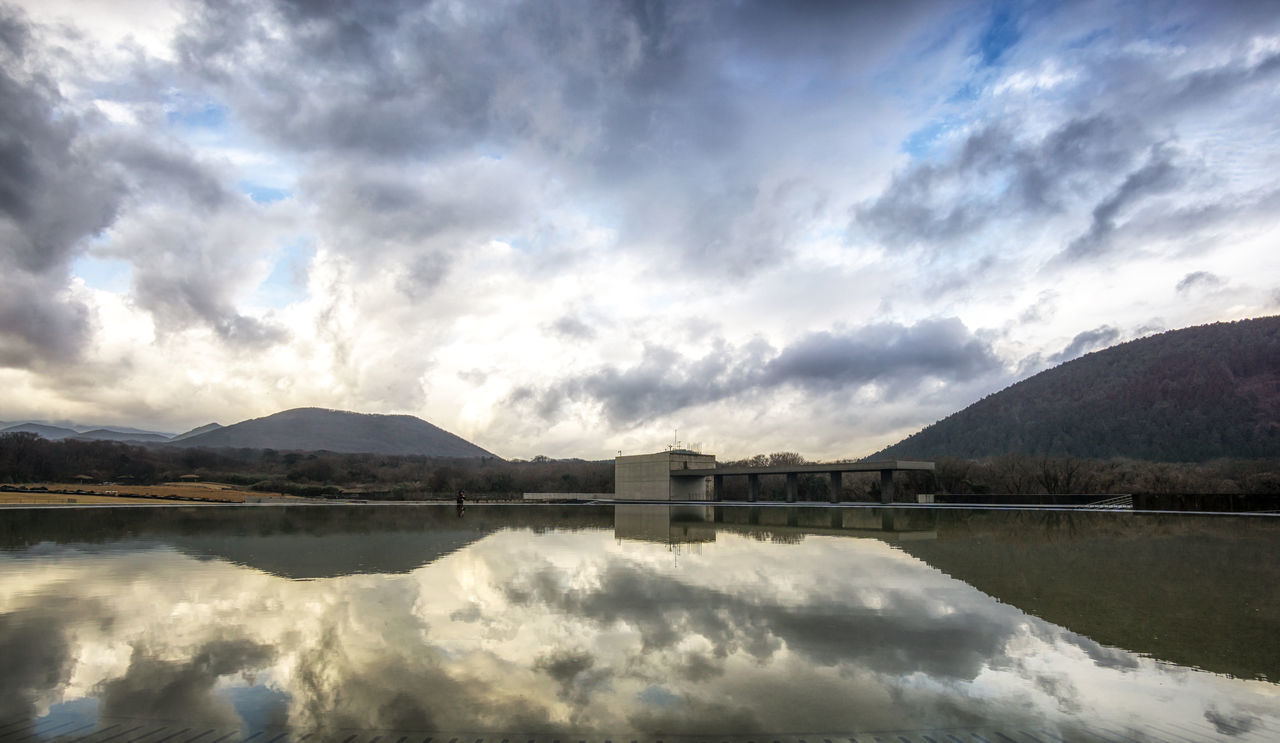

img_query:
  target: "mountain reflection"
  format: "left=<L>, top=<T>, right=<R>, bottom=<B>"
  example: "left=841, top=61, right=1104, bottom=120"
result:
left=0, top=505, right=1276, bottom=740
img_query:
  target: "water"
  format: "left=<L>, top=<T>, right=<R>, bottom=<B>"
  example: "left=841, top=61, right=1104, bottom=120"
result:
left=0, top=504, right=1277, bottom=742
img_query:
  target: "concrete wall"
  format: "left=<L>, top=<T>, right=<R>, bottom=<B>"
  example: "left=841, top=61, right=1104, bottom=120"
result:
left=615, top=451, right=716, bottom=500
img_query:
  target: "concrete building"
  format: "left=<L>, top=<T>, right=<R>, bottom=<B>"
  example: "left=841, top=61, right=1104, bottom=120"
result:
left=614, top=450, right=716, bottom=501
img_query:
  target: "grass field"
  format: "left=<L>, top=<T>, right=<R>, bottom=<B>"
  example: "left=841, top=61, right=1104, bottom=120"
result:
left=0, top=481, right=299, bottom=505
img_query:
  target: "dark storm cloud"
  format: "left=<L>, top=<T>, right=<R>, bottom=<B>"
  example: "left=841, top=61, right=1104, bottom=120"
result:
left=171, top=0, right=944, bottom=272
left=535, top=648, right=595, bottom=691
left=856, top=115, right=1149, bottom=249
left=176, top=1, right=940, bottom=161
left=97, top=639, right=276, bottom=725
left=0, top=7, right=121, bottom=366
left=534, top=648, right=611, bottom=704
left=0, top=276, right=93, bottom=368
left=0, top=606, right=75, bottom=722
left=1048, top=325, right=1119, bottom=364
left=1176, top=271, right=1225, bottom=294
left=763, top=318, right=1002, bottom=391
left=108, top=137, right=232, bottom=210
left=517, top=318, right=1003, bottom=425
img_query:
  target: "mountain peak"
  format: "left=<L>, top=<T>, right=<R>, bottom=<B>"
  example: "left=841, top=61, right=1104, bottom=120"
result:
left=171, top=408, right=498, bottom=458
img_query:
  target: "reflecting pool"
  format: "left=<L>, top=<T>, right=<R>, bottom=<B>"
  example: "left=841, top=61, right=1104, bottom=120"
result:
left=0, top=504, right=1277, bottom=742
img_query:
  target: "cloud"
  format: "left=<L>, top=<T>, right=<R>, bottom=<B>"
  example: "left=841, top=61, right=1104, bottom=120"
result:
left=763, top=317, right=1003, bottom=392
left=855, top=115, right=1150, bottom=251
left=1058, top=144, right=1188, bottom=263
left=547, top=314, right=598, bottom=341
left=1176, top=271, right=1226, bottom=295
left=1204, top=705, right=1258, bottom=737
left=517, top=318, right=1004, bottom=427
left=0, top=605, right=75, bottom=722
left=0, top=8, right=122, bottom=366
left=503, top=556, right=1016, bottom=682
left=96, top=639, right=276, bottom=726
left=1049, top=325, right=1120, bottom=364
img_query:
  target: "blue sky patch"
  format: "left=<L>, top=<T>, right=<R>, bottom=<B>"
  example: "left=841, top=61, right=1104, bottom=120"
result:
left=978, top=3, right=1022, bottom=66
left=72, top=255, right=132, bottom=293
left=241, top=182, right=293, bottom=204
left=166, top=102, right=229, bottom=130
left=902, top=117, right=960, bottom=158
left=638, top=684, right=680, bottom=707
left=226, top=684, right=291, bottom=730
left=253, top=239, right=314, bottom=309
left=35, top=696, right=99, bottom=730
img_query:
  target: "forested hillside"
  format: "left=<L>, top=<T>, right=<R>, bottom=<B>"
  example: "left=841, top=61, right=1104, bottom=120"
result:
left=877, top=316, right=1280, bottom=462
left=171, top=407, right=496, bottom=458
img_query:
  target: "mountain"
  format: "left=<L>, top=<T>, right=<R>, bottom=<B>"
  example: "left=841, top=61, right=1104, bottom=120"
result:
left=876, top=316, right=1280, bottom=462
left=78, top=424, right=174, bottom=437
left=171, top=422, right=223, bottom=441
left=0, top=423, right=82, bottom=440
left=170, top=407, right=499, bottom=458
left=74, top=429, right=172, bottom=443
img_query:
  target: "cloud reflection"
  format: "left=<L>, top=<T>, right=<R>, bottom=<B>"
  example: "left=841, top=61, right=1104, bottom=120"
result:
left=0, top=516, right=1276, bottom=739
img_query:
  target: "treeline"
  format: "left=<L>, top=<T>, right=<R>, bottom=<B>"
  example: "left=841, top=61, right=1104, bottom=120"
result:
left=929, top=454, right=1280, bottom=495
left=0, top=432, right=612, bottom=498
left=3, top=431, right=1278, bottom=499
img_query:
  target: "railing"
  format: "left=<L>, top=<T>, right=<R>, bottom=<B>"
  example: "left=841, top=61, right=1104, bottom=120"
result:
left=1087, top=494, right=1134, bottom=509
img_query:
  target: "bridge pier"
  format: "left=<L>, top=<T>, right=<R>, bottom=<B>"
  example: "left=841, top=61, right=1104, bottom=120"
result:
left=880, top=469, right=895, bottom=504
left=747, top=473, right=760, bottom=502
left=829, top=471, right=842, bottom=503
left=785, top=472, right=798, bottom=502
left=713, top=474, right=724, bottom=502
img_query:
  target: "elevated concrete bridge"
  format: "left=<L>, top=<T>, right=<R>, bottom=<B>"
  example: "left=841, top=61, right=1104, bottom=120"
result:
left=615, top=450, right=934, bottom=503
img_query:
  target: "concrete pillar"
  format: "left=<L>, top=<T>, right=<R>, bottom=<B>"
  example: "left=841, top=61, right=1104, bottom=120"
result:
left=880, top=469, right=895, bottom=504
left=713, top=474, right=724, bottom=502
left=829, top=471, right=842, bottom=503
left=747, top=474, right=760, bottom=503
left=786, top=472, right=798, bottom=503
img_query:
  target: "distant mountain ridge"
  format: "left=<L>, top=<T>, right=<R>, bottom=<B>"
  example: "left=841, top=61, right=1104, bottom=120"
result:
left=0, top=423, right=82, bottom=440
left=171, top=422, right=223, bottom=441
left=875, top=316, right=1280, bottom=462
left=0, top=422, right=173, bottom=442
left=171, top=407, right=498, bottom=458
left=76, top=429, right=171, bottom=443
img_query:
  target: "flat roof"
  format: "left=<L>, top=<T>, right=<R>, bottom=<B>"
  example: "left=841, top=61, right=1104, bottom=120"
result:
left=670, top=459, right=935, bottom=477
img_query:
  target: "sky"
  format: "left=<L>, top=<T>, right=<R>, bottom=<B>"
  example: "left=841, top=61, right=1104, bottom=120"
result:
left=1, top=0, right=1278, bottom=460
